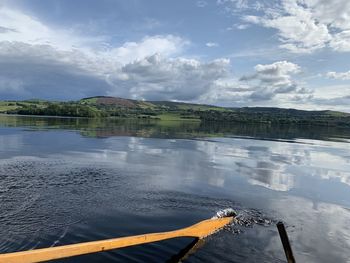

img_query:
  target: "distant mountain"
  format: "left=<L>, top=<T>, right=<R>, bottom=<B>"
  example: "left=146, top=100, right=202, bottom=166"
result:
left=80, top=96, right=223, bottom=111
left=1, top=96, right=349, bottom=127
left=80, top=96, right=139, bottom=108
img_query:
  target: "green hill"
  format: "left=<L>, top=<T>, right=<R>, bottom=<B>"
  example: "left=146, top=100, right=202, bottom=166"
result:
left=1, top=96, right=349, bottom=127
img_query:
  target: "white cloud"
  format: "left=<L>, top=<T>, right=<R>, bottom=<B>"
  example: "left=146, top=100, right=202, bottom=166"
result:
left=0, top=6, right=187, bottom=62
left=196, top=1, right=208, bottom=8
left=241, top=61, right=299, bottom=86
left=0, top=6, right=102, bottom=51
left=0, top=7, right=232, bottom=101
left=198, top=78, right=253, bottom=106
left=329, top=30, right=350, bottom=52
left=0, top=41, right=113, bottom=99
left=238, top=0, right=350, bottom=53
left=206, top=42, right=219, bottom=47
left=254, top=61, right=300, bottom=75
left=308, top=0, right=350, bottom=30
left=0, top=6, right=193, bottom=100
left=108, top=54, right=231, bottom=101
left=200, top=61, right=313, bottom=107
left=297, top=84, right=350, bottom=112
left=242, top=15, right=261, bottom=24
left=101, top=35, right=188, bottom=65
left=326, top=71, right=350, bottom=80
left=235, top=24, right=250, bottom=30
left=313, top=96, right=350, bottom=107
left=227, top=23, right=250, bottom=30
left=0, top=5, right=349, bottom=111
left=239, top=61, right=310, bottom=102
left=0, top=37, right=193, bottom=100
left=217, top=0, right=250, bottom=11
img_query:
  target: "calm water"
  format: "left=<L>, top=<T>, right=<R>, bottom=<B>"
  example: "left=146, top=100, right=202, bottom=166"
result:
left=0, top=115, right=350, bottom=262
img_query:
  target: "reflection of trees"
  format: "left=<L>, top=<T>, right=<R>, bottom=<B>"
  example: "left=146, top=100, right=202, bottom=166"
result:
left=1, top=115, right=350, bottom=141
left=1, top=115, right=349, bottom=190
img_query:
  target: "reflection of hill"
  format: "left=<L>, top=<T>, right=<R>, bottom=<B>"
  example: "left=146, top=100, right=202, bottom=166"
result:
left=1, top=114, right=349, bottom=197
left=1, top=114, right=350, bottom=141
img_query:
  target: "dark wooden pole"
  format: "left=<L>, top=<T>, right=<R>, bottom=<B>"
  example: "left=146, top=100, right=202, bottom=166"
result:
left=277, top=222, right=296, bottom=263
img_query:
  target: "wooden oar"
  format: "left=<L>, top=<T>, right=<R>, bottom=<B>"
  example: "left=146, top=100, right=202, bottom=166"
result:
left=0, top=216, right=234, bottom=263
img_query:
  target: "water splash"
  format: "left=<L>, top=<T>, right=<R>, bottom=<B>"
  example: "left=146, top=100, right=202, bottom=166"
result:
left=213, top=208, right=275, bottom=236
left=212, top=208, right=237, bottom=219
left=234, top=209, right=275, bottom=227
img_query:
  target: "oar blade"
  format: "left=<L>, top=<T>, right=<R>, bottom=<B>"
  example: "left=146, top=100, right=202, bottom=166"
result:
left=184, top=217, right=234, bottom=238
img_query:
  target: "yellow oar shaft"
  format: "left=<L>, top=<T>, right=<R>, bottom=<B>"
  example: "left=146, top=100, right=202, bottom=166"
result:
left=0, top=217, right=233, bottom=263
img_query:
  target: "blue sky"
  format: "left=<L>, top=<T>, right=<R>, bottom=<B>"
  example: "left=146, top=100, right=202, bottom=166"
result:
left=0, top=0, right=350, bottom=111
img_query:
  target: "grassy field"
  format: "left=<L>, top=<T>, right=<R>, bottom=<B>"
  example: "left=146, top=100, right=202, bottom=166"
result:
left=0, top=100, right=49, bottom=113
left=155, top=113, right=200, bottom=121
left=137, top=101, right=157, bottom=109
left=176, top=104, right=230, bottom=111
left=80, top=97, right=98, bottom=104
left=0, top=102, right=19, bottom=112
left=324, top=110, right=350, bottom=117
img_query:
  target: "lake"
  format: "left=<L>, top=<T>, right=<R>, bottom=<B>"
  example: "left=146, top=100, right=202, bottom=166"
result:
left=0, top=115, right=349, bottom=262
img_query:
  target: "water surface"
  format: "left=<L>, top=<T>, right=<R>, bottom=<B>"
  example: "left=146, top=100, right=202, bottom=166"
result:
left=0, top=115, right=349, bottom=262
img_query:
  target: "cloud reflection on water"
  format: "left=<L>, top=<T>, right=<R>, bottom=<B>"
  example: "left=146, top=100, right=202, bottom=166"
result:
left=46, top=135, right=350, bottom=196
left=1, top=129, right=350, bottom=262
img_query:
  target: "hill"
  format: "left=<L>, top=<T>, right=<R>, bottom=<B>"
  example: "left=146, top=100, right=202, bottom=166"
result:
left=0, top=96, right=349, bottom=127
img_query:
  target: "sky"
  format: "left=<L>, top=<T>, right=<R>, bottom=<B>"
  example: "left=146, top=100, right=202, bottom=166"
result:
left=0, top=0, right=350, bottom=111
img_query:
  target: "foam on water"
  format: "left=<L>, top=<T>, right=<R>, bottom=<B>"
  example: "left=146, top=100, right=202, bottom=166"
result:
left=212, top=208, right=237, bottom=219
left=212, top=208, right=275, bottom=236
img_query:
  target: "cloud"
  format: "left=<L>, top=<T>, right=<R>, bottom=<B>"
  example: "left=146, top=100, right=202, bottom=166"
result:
left=0, top=5, right=187, bottom=60
left=312, top=96, right=350, bottom=107
left=0, top=36, right=192, bottom=100
left=197, top=78, right=254, bottom=106
left=0, top=7, right=229, bottom=101
left=0, top=4, right=348, bottom=111
left=297, top=84, right=350, bottom=112
left=234, top=24, right=250, bottom=30
left=329, top=30, right=350, bottom=52
left=239, top=61, right=306, bottom=101
left=206, top=42, right=219, bottom=47
left=196, top=1, right=208, bottom=8
left=0, top=6, right=192, bottom=100
left=326, top=70, right=350, bottom=80
left=200, top=61, right=313, bottom=107
left=0, top=42, right=113, bottom=100
left=0, top=6, right=235, bottom=104
left=0, top=25, right=17, bottom=33
left=236, top=0, right=350, bottom=53
left=108, top=54, right=231, bottom=101
left=242, top=15, right=261, bottom=24
left=0, top=6, right=102, bottom=51
left=100, top=35, right=188, bottom=65
left=0, top=5, right=225, bottom=102
left=217, top=0, right=251, bottom=11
